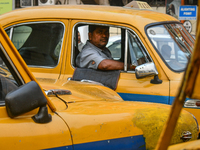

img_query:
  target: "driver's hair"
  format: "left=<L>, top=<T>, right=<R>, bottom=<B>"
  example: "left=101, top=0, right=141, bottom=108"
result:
left=89, top=25, right=109, bottom=33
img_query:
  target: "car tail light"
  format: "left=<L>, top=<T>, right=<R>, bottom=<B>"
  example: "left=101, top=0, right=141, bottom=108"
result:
left=196, top=101, right=200, bottom=106
left=184, top=99, right=200, bottom=107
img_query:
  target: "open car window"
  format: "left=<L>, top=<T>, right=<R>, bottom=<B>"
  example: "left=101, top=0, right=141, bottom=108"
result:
left=5, top=22, right=65, bottom=67
left=72, top=23, right=151, bottom=71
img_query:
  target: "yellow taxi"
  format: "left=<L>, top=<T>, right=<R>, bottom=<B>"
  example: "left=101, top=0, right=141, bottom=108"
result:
left=1, top=5, right=197, bottom=130
left=0, top=5, right=199, bottom=149
left=0, top=23, right=198, bottom=149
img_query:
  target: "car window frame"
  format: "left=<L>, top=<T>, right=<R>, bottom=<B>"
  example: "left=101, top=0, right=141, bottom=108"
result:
left=5, top=21, right=66, bottom=69
left=71, top=22, right=153, bottom=73
left=126, top=30, right=152, bottom=71
left=145, top=21, right=193, bottom=73
left=0, top=43, right=24, bottom=85
left=0, top=42, right=25, bottom=106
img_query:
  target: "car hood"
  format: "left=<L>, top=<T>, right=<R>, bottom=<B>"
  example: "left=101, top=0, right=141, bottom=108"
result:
left=38, top=79, right=198, bottom=149
left=54, top=100, right=198, bottom=150
left=40, top=79, right=123, bottom=103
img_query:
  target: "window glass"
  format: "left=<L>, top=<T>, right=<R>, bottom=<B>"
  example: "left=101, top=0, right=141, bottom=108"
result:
left=128, top=31, right=150, bottom=68
left=7, top=23, right=64, bottom=67
left=12, top=26, right=32, bottom=49
left=6, top=29, right=10, bottom=38
left=147, top=23, right=193, bottom=71
left=107, top=27, right=121, bottom=60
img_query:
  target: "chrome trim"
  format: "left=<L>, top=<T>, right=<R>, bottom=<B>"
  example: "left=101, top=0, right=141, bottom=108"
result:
left=80, top=79, right=104, bottom=86
left=184, top=99, right=200, bottom=108
left=180, top=131, right=192, bottom=142
left=5, top=21, right=65, bottom=69
left=124, top=29, right=128, bottom=71
left=45, top=89, right=72, bottom=97
left=0, top=44, right=25, bottom=84
left=135, top=62, right=158, bottom=79
left=191, top=113, right=199, bottom=136
left=9, top=27, right=13, bottom=39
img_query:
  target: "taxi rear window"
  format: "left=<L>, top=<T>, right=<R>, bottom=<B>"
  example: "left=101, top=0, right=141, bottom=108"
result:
left=6, top=22, right=64, bottom=67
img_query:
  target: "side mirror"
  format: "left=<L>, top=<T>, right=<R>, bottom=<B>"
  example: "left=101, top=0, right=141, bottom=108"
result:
left=5, top=81, right=51, bottom=123
left=135, top=62, right=158, bottom=79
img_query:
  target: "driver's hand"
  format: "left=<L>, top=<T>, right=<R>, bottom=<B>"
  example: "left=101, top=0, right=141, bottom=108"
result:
left=130, top=64, right=136, bottom=70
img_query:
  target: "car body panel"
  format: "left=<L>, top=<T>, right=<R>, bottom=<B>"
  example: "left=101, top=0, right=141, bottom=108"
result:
left=53, top=98, right=198, bottom=150
left=0, top=108, right=73, bottom=150
left=39, top=79, right=199, bottom=149
left=40, top=79, right=123, bottom=103
left=116, top=72, right=170, bottom=103
left=168, top=139, right=200, bottom=150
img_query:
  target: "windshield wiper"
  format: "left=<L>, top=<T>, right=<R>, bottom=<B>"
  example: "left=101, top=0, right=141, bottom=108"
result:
left=165, top=24, right=191, bottom=54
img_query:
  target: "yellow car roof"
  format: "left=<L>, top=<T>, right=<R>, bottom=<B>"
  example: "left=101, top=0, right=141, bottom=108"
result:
left=0, top=5, right=178, bottom=29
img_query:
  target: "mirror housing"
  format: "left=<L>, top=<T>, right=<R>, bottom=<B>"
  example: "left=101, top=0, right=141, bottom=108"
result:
left=135, top=62, right=158, bottom=79
left=5, top=81, right=49, bottom=119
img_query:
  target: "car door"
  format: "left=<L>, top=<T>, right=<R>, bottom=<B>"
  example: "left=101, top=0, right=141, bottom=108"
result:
left=68, top=21, right=170, bottom=104
left=116, top=29, right=170, bottom=104
left=0, top=25, right=72, bottom=149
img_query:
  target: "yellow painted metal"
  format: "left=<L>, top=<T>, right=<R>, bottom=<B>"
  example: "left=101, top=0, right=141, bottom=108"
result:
left=57, top=101, right=197, bottom=150
left=168, top=139, right=200, bottom=149
left=38, top=78, right=198, bottom=149
left=35, top=76, right=199, bottom=149
left=0, top=107, right=72, bottom=149
left=116, top=72, right=170, bottom=96
left=0, top=5, right=177, bottom=29
left=39, top=79, right=123, bottom=102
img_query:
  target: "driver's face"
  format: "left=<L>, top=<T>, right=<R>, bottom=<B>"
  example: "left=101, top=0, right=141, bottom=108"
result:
left=89, top=27, right=109, bottom=50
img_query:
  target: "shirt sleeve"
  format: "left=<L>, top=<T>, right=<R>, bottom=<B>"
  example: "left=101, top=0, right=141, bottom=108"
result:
left=77, top=48, right=105, bottom=69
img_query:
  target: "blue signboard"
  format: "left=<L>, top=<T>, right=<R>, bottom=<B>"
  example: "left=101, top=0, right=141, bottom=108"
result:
left=179, top=5, right=197, bottom=20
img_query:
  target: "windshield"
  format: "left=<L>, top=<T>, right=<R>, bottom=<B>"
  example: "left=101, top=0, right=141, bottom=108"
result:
left=146, top=23, right=194, bottom=72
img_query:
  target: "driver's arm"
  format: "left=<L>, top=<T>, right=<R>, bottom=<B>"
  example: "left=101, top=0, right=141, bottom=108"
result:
left=98, top=59, right=136, bottom=70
